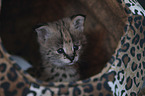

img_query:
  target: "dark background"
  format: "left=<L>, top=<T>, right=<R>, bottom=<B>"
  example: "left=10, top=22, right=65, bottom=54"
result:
left=0, top=0, right=129, bottom=79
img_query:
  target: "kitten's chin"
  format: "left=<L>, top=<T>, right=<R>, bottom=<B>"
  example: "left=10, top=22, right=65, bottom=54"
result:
left=53, top=57, right=78, bottom=67
left=54, top=61, right=76, bottom=67
left=68, top=62, right=75, bottom=65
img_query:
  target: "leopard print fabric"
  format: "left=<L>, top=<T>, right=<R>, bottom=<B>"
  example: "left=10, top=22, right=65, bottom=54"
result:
left=0, top=0, right=145, bottom=96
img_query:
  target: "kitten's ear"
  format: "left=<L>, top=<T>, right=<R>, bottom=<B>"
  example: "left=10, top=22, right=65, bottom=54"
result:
left=35, top=25, right=51, bottom=43
left=71, top=14, right=86, bottom=31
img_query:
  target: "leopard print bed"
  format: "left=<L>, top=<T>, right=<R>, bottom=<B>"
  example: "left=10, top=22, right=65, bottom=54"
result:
left=0, top=0, right=145, bottom=96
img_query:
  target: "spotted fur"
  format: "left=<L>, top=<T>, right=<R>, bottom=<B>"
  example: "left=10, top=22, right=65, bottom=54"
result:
left=35, top=15, right=86, bottom=82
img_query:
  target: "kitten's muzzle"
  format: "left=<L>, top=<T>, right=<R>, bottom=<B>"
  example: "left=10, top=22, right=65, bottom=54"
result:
left=66, top=55, right=75, bottom=62
left=63, top=52, right=75, bottom=62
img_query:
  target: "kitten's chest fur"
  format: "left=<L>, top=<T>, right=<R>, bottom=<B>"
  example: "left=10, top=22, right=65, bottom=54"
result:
left=39, top=64, right=80, bottom=82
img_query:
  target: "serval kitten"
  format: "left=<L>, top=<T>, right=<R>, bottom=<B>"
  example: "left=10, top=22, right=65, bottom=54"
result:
left=35, top=14, right=86, bottom=82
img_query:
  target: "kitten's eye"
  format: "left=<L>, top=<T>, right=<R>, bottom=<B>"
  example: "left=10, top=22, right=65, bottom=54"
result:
left=73, top=45, right=79, bottom=50
left=57, top=48, right=64, bottom=54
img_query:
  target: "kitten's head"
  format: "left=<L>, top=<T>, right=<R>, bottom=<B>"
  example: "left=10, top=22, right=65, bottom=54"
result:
left=35, top=14, right=86, bottom=67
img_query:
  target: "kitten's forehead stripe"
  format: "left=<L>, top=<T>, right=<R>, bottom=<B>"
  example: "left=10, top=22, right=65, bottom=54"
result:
left=57, top=19, right=74, bottom=55
left=59, top=19, right=73, bottom=43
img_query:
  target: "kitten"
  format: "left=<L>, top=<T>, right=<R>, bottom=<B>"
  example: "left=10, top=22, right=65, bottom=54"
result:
left=35, top=14, right=86, bottom=82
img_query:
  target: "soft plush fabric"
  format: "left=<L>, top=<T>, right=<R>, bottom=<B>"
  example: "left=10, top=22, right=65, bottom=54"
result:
left=0, top=0, right=145, bottom=96
left=0, top=0, right=128, bottom=78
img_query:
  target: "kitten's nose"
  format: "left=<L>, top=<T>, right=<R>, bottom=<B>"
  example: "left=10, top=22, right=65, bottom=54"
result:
left=67, top=55, right=74, bottom=62
left=69, top=56, right=74, bottom=61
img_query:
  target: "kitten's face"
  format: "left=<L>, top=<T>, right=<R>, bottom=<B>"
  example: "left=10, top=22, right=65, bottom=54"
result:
left=35, top=15, right=86, bottom=67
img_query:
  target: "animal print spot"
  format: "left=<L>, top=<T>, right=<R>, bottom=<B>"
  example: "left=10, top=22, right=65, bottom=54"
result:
left=22, top=87, right=30, bottom=96
left=83, top=84, right=93, bottom=93
left=139, top=63, right=141, bottom=69
left=82, top=78, right=91, bottom=83
left=58, top=84, right=65, bottom=88
left=50, top=68, right=54, bottom=73
left=121, top=90, right=125, bottom=96
left=141, top=69, right=143, bottom=75
left=1, top=82, right=10, bottom=90
left=125, top=76, right=133, bottom=90
left=143, top=49, right=145, bottom=56
left=130, top=47, right=135, bottom=57
left=36, top=79, right=43, bottom=84
left=54, top=72, right=60, bottom=77
left=58, top=86, right=69, bottom=95
left=140, top=35, right=145, bottom=48
left=9, top=56, right=15, bottom=61
left=140, top=31, right=145, bottom=48
left=102, top=71, right=116, bottom=81
left=0, top=76, right=4, bottom=80
left=117, top=70, right=124, bottom=84
left=140, top=26, right=143, bottom=33
left=137, top=54, right=141, bottom=61
left=142, top=77, right=144, bottom=80
left=114, top=84, right=118, bottom=95
left=73, top=87, right=81, bottom=95
left=59, top=78, right=63, bottom=82
left=121, top=37, right=125, bottom=45
left=23, top=76, right=29, bottom=84
left=62, top=74, right=67, bottom=78
left=121, top=43, right=129, bottom=52
left=137, top=45, right=141, bottom=49
left=93, top=78, right=98, bottom=82
left=68, top=82, right=78, bottom=87
left=131, top=62, right=137, bottom=71
left=108, top=56, right=115, bottom=64
left=7, top=67, right=18, bottom=82
left=99, top=93, right=103, bottom=96
left=134, top=16, right=142, bottom=29
left=128, top=16, right=133, bottom=23
left=42, top=88, right=54, bottom=95
left=47, top=82, right=55, bottom=87
left=49, top=76, right=54, bottom=81
left=106, top=94, right=112, bottom=96
left=143, top=17, right=145, bottom=26
left=69, top=73, right=76, bottom=77
left=136, top=72, right=139, bottom=78
left=143, top=62, right=145, bottom=69
left=124, top=25, right=128, bottom=33
left=116, top=49, right=121, bottom=58
left=122, top=54, right=130, bottom=68
left=116, top=0, right=122, bottom=3
left=125, top=3, right=131, bottom=7
left=0, top=50, right=4, bottom=58
left=32, top=83, right=40, bottom=88
left=127, top=35, right=131, bottom=40
left=134, top=9, right=138, bottom=15
left=27, top=91, right=37, bottom=96
left=116, top=58, right=121, bottom=67
left=16, top=82, right=25, bottom=88
left=96, top=83, right=102, bottom=90
left=134, top=77, right=140, bottom=87
left=130, top=92, right=136, bottom=96
left=1, top=82, right=17, bottom=96
left=0, top=63, right=7, bottom=73
left=13, top=63, right=21, bottom=71
left=132, top=34, right=140, bottom=44
left=130, top=25, right=136, bottom=35
left=104, top=81, right=111, bottom=91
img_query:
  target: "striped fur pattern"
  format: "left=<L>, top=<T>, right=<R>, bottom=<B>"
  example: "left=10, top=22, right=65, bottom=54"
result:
left=35, top=15, right=86, bottom=82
